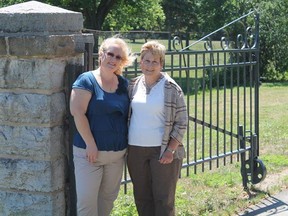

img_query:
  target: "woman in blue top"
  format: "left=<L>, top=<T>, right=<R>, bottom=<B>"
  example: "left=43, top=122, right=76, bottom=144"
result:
left=70, top=37, right=135, bottom=216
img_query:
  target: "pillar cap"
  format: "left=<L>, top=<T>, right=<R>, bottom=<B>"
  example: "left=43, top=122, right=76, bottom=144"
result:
left=0, top=1, right=83, bottom=34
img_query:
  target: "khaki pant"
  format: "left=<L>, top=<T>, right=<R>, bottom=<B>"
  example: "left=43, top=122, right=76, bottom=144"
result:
left=73, top=146, right=126, bottom=216
left=127, top=145, right=182, bottom=216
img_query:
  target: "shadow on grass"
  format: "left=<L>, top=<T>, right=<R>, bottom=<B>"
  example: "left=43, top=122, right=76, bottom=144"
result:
left=261, top=81, right=288, bottom=87
left=236, top=194, right=288, bottom=216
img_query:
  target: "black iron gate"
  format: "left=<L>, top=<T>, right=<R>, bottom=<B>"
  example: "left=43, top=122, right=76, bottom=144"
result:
left=69, top=11, right=266, bottom=210
left=166, top=11, right=267, bottom=190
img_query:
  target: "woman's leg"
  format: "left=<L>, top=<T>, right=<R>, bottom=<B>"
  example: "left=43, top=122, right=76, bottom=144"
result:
left=127, top=146, right=160, bottom=216
left=150, top=157, right=182, bottom=216
left=73, top=146, right=102, bottom=216
left=97, top=149, right=126, bottom=216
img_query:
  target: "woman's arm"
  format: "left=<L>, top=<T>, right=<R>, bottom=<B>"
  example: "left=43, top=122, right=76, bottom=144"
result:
left=70, top=88, right=98, bottom=163
left=159, top=87, right=188, bottom=164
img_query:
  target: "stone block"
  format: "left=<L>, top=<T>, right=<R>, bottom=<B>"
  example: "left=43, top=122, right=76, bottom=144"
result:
left=0, top=58, right=67, bottom=90
left=7, top=35, right=81, bottom=57
left=0, top=157, right=66, bottom=192
left=0, top=92, right=66, bottom=125
left=0, top=190, right=65, bottom=216
left=0, top=125, right=66, bottom=159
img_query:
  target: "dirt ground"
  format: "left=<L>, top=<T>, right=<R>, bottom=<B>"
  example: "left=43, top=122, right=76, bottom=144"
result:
left=255, top=168, right=288, bottom=193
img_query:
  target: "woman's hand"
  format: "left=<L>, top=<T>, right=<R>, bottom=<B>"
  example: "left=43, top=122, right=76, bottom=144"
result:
left=159, top=150, right=174, bottom=164
left=86, top=144, right=98, bottom=163
left=160, top=138, right=179, bottom=164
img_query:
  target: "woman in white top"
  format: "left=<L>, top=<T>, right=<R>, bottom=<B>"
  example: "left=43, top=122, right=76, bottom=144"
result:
left=127, top=41, right=188, bottom=216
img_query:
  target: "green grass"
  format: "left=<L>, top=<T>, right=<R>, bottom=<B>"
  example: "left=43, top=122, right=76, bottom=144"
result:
left=124, top=39, right=222, bottom=53
left=111, top=82, right=288, bottom=216
left=126, top=39, right=225, bottom=67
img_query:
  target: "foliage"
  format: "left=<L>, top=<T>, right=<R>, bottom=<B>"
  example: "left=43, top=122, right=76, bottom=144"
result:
left=0, top=0, right=25, bottom=7
left=253, top=0, right=288, bottom=80
left=195, top=0, right=237, bottom=37
left=162, top=0, right=197, bottom=34
left=56, top=0, right=118, bottom=30
left=103, top=0, right=165, bottom=31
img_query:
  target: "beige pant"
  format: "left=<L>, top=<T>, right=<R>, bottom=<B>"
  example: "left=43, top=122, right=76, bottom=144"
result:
left=73, top=146, right=126, bottom=216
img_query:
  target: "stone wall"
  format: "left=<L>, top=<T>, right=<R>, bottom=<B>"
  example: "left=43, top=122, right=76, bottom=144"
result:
left=0, top=1, right=93, bottom=215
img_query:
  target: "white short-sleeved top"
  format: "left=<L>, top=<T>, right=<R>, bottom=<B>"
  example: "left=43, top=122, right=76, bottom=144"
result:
left=128, top=76, right=165, bottom=147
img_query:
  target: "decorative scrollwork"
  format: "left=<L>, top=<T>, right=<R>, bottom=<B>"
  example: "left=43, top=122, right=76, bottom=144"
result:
left=204, top=38, right=213, bottom=51
left=235, top=26, right=256, bottom=49
left=246, top=26, right=257, bottom=49
left=172, top=36, right=182, bottom=51
left=237, top=34, right=245, bottom=49
left=220, top=36, right=229, bottom=50
left=251, top=13, right=259, bottom=48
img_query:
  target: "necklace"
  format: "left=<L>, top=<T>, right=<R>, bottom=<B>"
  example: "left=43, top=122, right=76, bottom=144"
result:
left=95, top=70, right=118, bottom=92
left=103, top=75, right=117, bottom=92
left=142, top=74, right=164, bottom=94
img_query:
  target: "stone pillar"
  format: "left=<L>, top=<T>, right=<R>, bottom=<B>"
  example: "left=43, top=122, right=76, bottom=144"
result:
left=0, top=1, right=93, bottom=215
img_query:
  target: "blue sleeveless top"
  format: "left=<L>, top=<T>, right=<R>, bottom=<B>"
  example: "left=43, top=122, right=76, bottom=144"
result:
left=72, top=71, right=129, bottom=151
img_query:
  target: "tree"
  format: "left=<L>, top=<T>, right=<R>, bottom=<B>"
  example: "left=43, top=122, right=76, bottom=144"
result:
left=103, top=0, right=165, bottom=32
left=253, top=0, right=288, bottom=80
left=194, top=0, right=254, bottom=39
left=46, top=0, right=118, bottom=30
left=0, top=0, right=26, bottom=7
left=191, top=0, right=288, bottom=80
left=162, top=0, right=197, bottom=34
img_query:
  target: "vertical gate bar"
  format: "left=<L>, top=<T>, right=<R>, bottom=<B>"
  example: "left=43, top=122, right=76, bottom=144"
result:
left=123, top=67, right=128, bottom=78
left=84, top=43, right=88, bottom=71
left=243, top=52, right=247, bottom=143
left=253, top=13, right=260, bottom=155
left=250, top=134, right=258, bottom=184
left=194, top=53, right=198, bottom=174
left=254, top=58, right=260, bottom=156
left=236, top=51, right=240, bottom=161
left=85, top=43, right=94, bottom=71
left=202, top=53, right=206, bottom=172
left=239, top=125, right=248, bottom=189
left=178, top=53, right=182, bottom=87
left=171, top=54, right=174, bottom=78
left=230, top=52, right=234, bottom=163
left=209, top=52, right=213, bottom=170
left=201, top=53, right=206, bottom=172
left=178, top=54, right=182, bottom=85
left=249, top=51, right=253, bottom=141
left=186, top=53, right=190, bottom=177
left=216, top=52, right=220, bottom=168
left=134, top=56, right=139, bottom=77
left=223, top=51, right=227, bottom=165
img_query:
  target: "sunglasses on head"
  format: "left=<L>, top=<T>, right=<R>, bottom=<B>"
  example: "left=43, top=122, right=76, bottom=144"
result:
left=106, top=52, right=122, bottom=61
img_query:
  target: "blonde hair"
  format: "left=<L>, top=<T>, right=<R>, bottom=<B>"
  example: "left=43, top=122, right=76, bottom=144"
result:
left=99, top=36, right=135, bottom=75
left=140, top=40, right=166, bottom=65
